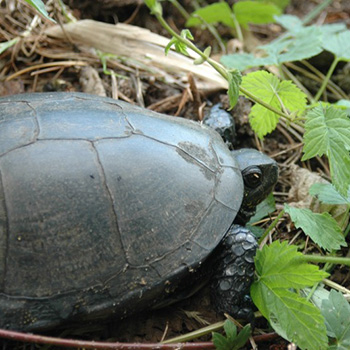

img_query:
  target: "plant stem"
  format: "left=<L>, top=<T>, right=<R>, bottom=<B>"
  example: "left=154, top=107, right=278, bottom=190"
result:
left=282, top=65, right=313, bottom=103
left=154, top=12, right=292, bottom=120
left=168, top=0, right=190, bottom=20
left=302, top=0, right=334, bottom=25
left=162, top=321, right=224, bottom=344
left=230, top=12, right=244, bottom=43
left=339, top=204, right=350, bottom=233
left=314, top=57, right=339, bottom=102
left=193, top=14, right=227, bottom=53
left=323, top=278, right=350, bottom=294
left=300, top=60, right=348, bottom=100
left=258, top=209, right=285, bottom=245
left=344, top=219, right=350, bottom=237
left=303, top=254, right=350, bottom=266
left=239, top=87, right=291, bottom=119
left=155, top=13, right=228, bottom=75
left=0, top=328, right=215, bottom=350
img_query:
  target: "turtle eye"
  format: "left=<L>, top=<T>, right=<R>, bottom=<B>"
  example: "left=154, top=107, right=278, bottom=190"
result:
left=242, top=166, right=262, bottom=188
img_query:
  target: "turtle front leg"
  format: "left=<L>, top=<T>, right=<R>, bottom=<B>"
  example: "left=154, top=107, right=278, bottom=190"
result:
left=210, top=225, right=257, bottom=321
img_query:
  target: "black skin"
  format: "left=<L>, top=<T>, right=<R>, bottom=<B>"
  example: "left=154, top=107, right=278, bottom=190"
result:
left=209, top=149, right=278, bottom=321
left=203, top=104, right=236, bottom=149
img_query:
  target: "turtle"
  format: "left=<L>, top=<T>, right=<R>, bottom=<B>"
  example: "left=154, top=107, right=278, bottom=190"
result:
left=203, top=103, right=236, bottom=148
left=0, top=92, right=278, bottom=331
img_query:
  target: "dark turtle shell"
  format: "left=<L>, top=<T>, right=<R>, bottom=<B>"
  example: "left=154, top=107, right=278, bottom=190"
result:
left=0, top=92, right=243, bottom=331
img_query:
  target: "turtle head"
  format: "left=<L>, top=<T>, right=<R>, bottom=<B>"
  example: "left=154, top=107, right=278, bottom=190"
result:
left=232, top=148, right=278, bottom=225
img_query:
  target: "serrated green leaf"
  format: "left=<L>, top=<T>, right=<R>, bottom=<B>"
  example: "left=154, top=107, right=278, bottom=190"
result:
left=319, top=23, right=347, bottom=37
left=186, top=3, right=235, bottom=28
left=252, top=241, right=328, bottom=350
left=302, top=104, right=350, bottom=196
left=321, top=290, right=350, bottom=350
left=24, top=0, right=55, bottom=22
left=212, top=321, right=251, bottom=350
left=323, top=30, right=350, bottom=61
left=259, top=26, right=323, bottom=64
left=254, top=240, right=328, bottom=289
left=0, top=38, right=19, bottom=55
left=251, top=282, right=328, bottom=350
left=279, top=26, right=323, bottom=63
left=227, top=70, right=242, bottom=109
left=335, top=99, right=350, bottom=115
left=221, top=22, right=325, bottom=70
left=234, top=1, right=281, bottom=29
left=220, top=53, right=274, bottom=71
left=248, top=104, right=280, bottom=139
left=241, top=71, right=307, bottom=138
left=284, top=204, right=346, bottom=251
left=274, top=14, right=303, bottom=33
left=233, top=325, right=251, bottom=349
left=310, top=183, right=350, bottom=205
left=258, top=0, right=290, bottom=10
left=212, top=332, right=231, bottom=350
left=223, top=319, right=237, bottom=340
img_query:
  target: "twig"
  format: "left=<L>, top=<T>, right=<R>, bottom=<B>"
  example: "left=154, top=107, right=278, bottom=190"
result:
left=0, top=328, right=214, bottom=350
left=5, top=60, right=88, bottom=81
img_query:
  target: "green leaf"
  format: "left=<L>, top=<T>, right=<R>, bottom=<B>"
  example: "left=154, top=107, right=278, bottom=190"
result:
left=252, top=241, right=329, bottom=350
left=335, top=99, right=350, bottom=115
left=279, top=26, right=323, bottom=63
left=274, top=14, right=303, bottom=33
left=194, top=46, right=211, bottom=65
left=240, top=71, right=307, bottom=138
left=221, top=23, right=324, bottom=70
left=232, top=324, right=251, bottom=350
left=249, top=193, right=276, bottom=223
left=319, top=23, right=347, bottom=37
left=284, top=204, right=346, bottom=251
left=165, top=29, right=193, bottom=56
left=323, top=30, right=350, bottom=61
left=248, top=104, right=280, bottom=139
left=144, top=0, right=162, bottom=15
left=24, top=0, right=56, bottom=22
left=255, top=285, right=328, bottom=350
left=0, top=38, right=19, bottom=55
left=220, top=53, right=274, bottom=71
left=247, top=193, right=276, bottom=239
left=258, top=0, right=290, bottom=10
left=321, top=290, right=350, bottom=350
left=302, top=104, right=350, bottom=196
left=223, top=319, right=237, bottom=340
left=212, top=332, right=231, bottom=350
left=186, top=3, right=235, bottom=28
left=310, top=183, right=350, bottom=205
left=212, top=321, right=251, bottom=350
left=234, top=1, right=281, bottom=29
left=274, top=15, right=346, bottom=37
left=260, top=26, right=323, bottom=64
left=227, top=70, right=242, bottom=109
left=254, top=241, right=328, bottom=290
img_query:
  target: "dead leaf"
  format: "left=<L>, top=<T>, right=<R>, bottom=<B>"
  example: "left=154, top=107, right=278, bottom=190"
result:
left=45, top=20, right=228, bottom=92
